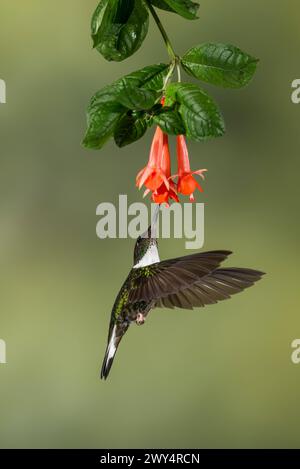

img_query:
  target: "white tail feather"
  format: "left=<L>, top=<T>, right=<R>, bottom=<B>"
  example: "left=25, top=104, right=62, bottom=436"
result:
left=101, top=325, right=118, bottom=380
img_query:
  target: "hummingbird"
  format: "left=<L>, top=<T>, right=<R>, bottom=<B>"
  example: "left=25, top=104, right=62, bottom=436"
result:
left=101, top=207, right=264, bottom=379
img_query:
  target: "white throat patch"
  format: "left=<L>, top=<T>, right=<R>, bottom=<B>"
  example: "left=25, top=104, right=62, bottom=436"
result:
left=133, top=244, right=160, bottom=269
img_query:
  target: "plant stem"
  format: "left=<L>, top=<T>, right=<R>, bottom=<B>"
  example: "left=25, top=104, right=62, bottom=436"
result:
left=146, top=2, right=177, bottom=60
left=176, top=64, right=181, bottom=82
left=163, top=61, right=176, bottom=89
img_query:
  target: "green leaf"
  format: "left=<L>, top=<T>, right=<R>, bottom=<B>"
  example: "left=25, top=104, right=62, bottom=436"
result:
left=182, top=43, right=259, bottom=88
left=92, top=0, right=149, bottom=62
left=114, top=112, right=148, bottom=147
left=150, top=0, right=199, bottom=20
left=118, top=63, right=170, bottom=92
left=89, top=63, right=169, bottom=111
left=83, top=102, right=125, bottom=149
left=149, top=0, right=174, bottom=13
left=165, top=83, right=225, bottom=141
left=154, top=109, right=186, bottom=135
left=91, top=0, right=109, bottom=47
left=83, top=64, right=170, bottom=149
left=117, top=83, right=160, bottom=110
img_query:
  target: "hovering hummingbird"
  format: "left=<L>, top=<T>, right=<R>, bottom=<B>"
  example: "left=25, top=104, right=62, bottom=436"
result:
left=101, top=207, right=264, bottom=379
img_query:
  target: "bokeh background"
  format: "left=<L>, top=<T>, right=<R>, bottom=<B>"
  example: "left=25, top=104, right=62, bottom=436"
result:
left=0, top=0, right=299, bottom=449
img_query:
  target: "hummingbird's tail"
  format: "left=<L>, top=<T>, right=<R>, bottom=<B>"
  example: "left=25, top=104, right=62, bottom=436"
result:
left=101, top=322, right=129, bottom=380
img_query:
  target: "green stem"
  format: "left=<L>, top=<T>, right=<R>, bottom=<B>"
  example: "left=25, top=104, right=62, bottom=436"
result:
left=176, top=63, right=181, bottom=82
left=163, top=61, right=176, bottom=90
left=146, top=2, right=177, bottom=60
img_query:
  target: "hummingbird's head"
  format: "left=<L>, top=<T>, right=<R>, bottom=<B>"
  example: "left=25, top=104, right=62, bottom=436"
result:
left=133, top=206, right=160, bottom=268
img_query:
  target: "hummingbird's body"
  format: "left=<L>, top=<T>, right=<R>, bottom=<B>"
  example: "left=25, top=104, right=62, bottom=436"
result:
left=101, top=209, right=264, bottom=379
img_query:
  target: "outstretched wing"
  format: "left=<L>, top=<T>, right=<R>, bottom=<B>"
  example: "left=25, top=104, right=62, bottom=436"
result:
left=154, top=268, right=264, bottom=310
left=128, top=250, right=232, bottom=303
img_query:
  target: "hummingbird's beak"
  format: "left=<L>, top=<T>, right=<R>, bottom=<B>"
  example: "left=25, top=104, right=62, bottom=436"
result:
left=141, top=204, right=160, bottom=239
left=149, top=204, right=160, bottom=239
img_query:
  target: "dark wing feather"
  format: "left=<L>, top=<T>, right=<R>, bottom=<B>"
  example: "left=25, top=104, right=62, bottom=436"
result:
left=154, top=268, right=265, bottom=310
left=129, top=250, right=232, bottom=303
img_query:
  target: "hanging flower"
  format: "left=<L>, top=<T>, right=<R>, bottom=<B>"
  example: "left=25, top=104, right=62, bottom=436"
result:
left=137, top=124, right=207, bottom=204
left=141, top=132, right=178, bottom=206
left=151, top=133, right=179, bottom=206
left=172, top=135, right=207, bottom=202
left=136, top=126, right=170, bottom=192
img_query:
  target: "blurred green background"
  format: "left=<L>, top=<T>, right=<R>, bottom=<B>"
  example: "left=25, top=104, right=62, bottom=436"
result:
left=0, top=0, right=299, bottom=449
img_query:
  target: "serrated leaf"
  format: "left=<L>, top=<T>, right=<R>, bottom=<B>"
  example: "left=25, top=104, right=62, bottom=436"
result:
left=166, top=83, right=225, bottom=141
left=83, top=64, right=170, bottom=149
left=92, top=0, right=149, bottom=62
left=114, top=112, right=148, bottom=147
left=150, top=0, right=199, bottom=20
left=182, top=43, right=259, bottom=88
left=154, top=109, right=186, bottom=135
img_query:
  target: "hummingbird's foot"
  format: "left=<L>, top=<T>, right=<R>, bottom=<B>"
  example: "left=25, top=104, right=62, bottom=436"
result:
left=136, top=313, right=146, bottom=326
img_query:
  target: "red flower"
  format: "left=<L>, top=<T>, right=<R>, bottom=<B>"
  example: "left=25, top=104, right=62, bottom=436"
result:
left=151, top=133, right=179, bottom=206
left=136, top=126, right=170, bottom=192
left=172, top=135, right=207, bottom=202
left=137, top=126, right=207, bottom=205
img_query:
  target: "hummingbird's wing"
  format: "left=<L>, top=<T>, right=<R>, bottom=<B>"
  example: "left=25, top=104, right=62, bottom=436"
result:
left=154, top=267, right=264, bottom=310
left=128, top=250, right=232, bottom=303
